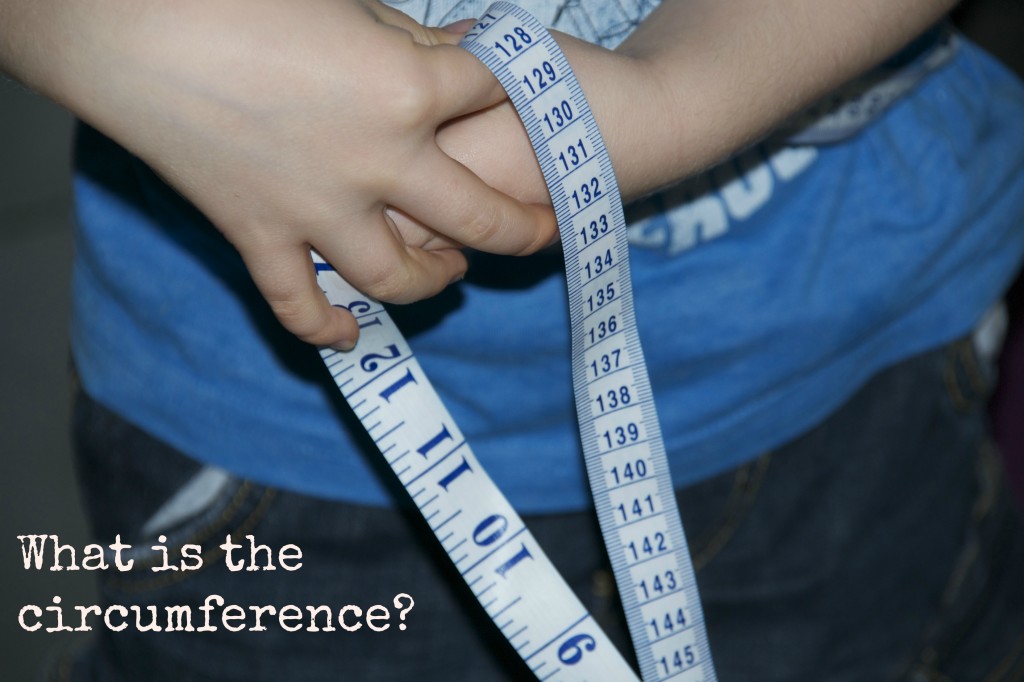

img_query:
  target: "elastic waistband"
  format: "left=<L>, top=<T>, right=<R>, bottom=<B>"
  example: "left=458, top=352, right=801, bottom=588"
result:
left=783, top=22, right=957, bottom=145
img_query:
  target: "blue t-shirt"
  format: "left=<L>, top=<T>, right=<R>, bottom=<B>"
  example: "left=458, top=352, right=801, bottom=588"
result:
left=70, top=1, right=1024, bottom=512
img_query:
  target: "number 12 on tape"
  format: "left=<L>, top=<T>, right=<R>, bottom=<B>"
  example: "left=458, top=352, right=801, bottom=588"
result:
left=316, top=260, right=641, bottom=680
left=315, top=4, right=716, bottom=681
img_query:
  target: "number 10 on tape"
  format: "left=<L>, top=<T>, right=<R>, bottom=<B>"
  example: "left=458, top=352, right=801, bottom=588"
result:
left=315, top=3, right=716, bottom=681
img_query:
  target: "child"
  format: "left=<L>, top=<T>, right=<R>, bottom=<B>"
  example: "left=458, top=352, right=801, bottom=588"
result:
left=4, top=0, right=1023, bottom=679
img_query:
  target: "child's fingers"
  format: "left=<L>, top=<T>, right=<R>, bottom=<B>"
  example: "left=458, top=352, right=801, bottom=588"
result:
left=317, top=213, right=469, bottom=305
left=385, top=206, right=465, bottom=252
left=397, top=150, right=557, bottom=256
left=245, top=219, right=467, bottom=349
left=426, top=43, right=511, bottom=120
left=243, top=243, right=361, bottom=350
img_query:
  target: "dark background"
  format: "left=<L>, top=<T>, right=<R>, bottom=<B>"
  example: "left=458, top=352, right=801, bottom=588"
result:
left=2, top=3, right=1022, bottom=679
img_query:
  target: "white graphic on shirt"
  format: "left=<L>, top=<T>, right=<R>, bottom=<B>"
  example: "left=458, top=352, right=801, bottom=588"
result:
left=627, top=144, right=818, bottom=255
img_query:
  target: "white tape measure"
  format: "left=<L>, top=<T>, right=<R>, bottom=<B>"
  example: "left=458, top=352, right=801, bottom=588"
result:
left=314, top=4, right=716, bottom=680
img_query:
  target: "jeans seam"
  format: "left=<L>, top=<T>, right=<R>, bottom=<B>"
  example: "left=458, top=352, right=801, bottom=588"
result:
left=959, top=339, right=990, bottom=397
left=54, top=647, right=72, bottom=682
left=41, top=633, right=90, bottom=682
left=105, top=486, right=277, bottom=593
left=982, top=635, right=1024, bottom=682
left=692, top=453, right=772, bottom=571
left=126, top=480, right=258, bottom=570
left=944, top=343, right=973, bottom=413
left=899, top=443, right=1015, bottom=681
left=944, top=338, right=993, bottom=414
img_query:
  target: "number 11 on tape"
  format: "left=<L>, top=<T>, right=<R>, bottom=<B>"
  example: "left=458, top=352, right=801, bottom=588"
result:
left=315, top=4, right=716, bottom=681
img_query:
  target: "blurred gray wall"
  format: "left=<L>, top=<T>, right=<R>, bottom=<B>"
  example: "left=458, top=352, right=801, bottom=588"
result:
left=0, top=78, right=96, bottom=680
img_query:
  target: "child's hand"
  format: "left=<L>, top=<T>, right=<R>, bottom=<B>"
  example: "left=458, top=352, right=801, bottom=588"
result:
left=49, top=0, right=557, bottom=348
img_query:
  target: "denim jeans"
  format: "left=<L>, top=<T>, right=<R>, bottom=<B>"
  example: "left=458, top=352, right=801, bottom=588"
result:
left=50, top=339, right=1024, bottom=681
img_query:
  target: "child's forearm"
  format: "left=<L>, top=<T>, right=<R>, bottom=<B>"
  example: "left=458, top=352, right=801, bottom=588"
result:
left=439, top=0, right=959, bottom=206
left=603, top=0, right=960, bottom=197
left=0, top=2, right=81, bottom=103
